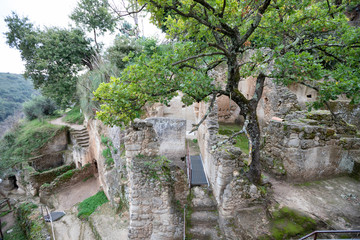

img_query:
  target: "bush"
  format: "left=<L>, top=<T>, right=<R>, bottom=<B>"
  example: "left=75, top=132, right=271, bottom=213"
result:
left=23, top=96, right=58, bottom=120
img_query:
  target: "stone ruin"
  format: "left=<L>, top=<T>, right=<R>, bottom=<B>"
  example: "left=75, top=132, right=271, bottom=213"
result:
left=124, top=119, right=185, bottom=240
left=262, top=110, right=360, bottom=182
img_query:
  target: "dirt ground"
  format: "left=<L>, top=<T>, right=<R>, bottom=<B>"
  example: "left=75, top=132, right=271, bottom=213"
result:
left=54, top=176, right=101, bottom=211
left=269, top=175, right=360, bottom=229
left=50, top=116, right=85, bottom=130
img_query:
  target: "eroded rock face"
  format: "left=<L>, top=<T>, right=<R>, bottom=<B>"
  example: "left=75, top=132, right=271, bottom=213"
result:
left=262, top=110, right=360, bottom=182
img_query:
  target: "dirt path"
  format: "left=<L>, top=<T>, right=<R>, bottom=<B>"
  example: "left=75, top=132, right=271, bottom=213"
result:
left=269, top=175, right=360, bottom=229
left=50, top=116, right=85, bottom=130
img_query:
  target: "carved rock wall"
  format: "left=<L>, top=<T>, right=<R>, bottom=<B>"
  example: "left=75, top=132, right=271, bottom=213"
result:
left=86, top=119, right=127, bottom=208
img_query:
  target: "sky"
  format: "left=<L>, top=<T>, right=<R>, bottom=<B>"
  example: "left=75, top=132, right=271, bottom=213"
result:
left=0, top=0, right=163, bottom=74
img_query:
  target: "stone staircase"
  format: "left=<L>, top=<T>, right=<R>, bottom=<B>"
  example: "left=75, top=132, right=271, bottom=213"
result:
left=70, top=128, right=90, bottom=148
left=188, top=187, right=223, bottom=240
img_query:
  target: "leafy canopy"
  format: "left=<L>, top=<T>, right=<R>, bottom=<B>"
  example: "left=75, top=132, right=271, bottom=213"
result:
left=95, top=0, right=360, bottom=125
left=4, top=13, right=94, bottom=108
left=70, top=0, right=117, bottom=49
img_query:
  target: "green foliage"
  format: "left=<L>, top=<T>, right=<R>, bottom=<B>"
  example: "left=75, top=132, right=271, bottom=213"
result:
left=63, top=105, right=84, bottom=124
left=105, top=35, right=142, bottom=70
left=70, top=0, right=116, bottom=49
left=94, top=40, right=216, bottom=126
left=0, top=72, right=36, bottom=122
left=16, top=202, right=48, bottom=240
left=4, top=13, right=94, bottom=108
left=77, top=190, right=109, bottom=220
left=93, top=0, right=359, bottom=183
left=101, top=135, right=116, bottom=168
left=77, top=61, right=120, bottom=118
left=269, top=207, right=316, bottom=240
left=4, top=222, right=27, bottom=240
left=23, top=95, right=58, bottom=120
left=0, top=119, right=64, bottom=175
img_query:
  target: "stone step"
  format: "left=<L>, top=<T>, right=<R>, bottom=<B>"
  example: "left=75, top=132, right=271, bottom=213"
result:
left=191, top=211, right=218, bottom=227
left=76, top=138, right=89, bottom=144
left=71, top=128, right=87, bottom=133
left=78, top=143, right=89, bottom=147
left=75, top=135, right=90, bottom=140
left=73, top=132, right=89, bottom=138
left=188, top=226, right=219, bottom=240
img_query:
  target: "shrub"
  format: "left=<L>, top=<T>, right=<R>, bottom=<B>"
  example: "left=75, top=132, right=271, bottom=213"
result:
left=23, top=95, right=58, bottom=120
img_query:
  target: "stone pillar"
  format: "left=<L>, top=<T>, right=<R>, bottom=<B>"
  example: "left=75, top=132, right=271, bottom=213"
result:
left=125, top=120, right=181, bottom=240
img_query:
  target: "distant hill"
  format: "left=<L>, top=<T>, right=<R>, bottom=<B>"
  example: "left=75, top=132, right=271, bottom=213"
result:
left=0, top=72, right=37, bottom=122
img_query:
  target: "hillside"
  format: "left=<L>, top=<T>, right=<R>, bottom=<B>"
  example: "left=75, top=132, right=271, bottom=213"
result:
left=0, top=72, right=37, bottom=122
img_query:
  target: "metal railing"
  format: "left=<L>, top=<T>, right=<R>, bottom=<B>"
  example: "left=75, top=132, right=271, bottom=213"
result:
left=299, top=230, right=360, bottom=240
left=186, top=142, right=192, bottom=188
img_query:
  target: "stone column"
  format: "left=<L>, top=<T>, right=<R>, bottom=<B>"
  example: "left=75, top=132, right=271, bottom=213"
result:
left=125, top=120, right=181, bottom=240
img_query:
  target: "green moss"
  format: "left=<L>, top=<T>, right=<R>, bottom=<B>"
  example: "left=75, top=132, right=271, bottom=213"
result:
left=270, top=207, right=316, bottom=240
left=283, top=124, right=288, bottom=131
left=63, top=105, right=84, bottom=124
left=77, top=191, right=109, bottom=220
left=218, top=123, right=249, bottom=154
left=185, top=190, right=194, bottom=239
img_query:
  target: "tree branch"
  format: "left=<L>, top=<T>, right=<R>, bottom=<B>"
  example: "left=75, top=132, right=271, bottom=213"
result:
left=189, top=92, right=217, bottom=133
left=249, top=72, right=267, bottom=106
left=219, top=0, right=226, bottom=18
left=108, top=3, right=147, bottom=18
left=172, top=52, right=224, bottom=66
left=238, top=0, right=271, bottom=48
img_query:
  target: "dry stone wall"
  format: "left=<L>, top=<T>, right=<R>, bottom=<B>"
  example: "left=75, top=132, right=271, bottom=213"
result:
left=125, top=120, right=182, bottom=240
left=262, top=110, right=360, bottom=182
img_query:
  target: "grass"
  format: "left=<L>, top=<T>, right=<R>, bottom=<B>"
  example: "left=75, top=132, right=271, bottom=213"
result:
left=77, top=191, right=109, bottom=220
left=4, top=223, right=27, bottom=240
left=218, top=123, right=249, bottom=155
left=63, top=105, right=84, bottom=124
left=0, top=119, right=64, bottom=175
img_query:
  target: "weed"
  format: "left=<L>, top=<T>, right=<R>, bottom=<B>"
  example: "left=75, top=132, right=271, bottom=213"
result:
left=77, top=191, right=109, bottom=220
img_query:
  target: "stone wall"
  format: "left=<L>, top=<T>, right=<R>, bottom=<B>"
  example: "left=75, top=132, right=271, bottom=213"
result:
left=328, top=100, right=360, bottom=130
left=39, top=163, right=96, bottom=208
left=196, top=101, right=242, bottom=202
left=262, top=110, right=360, bottom=182
left=28, top=151, right=65, bottom=172
left=196, top=101, right=269, bottom=240
left=146, top=117, right=186, bottom=166
left=125, top=120, right=182, bottom=240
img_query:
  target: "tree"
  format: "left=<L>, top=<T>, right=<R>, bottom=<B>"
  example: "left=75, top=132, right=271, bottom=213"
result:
left=94, top=0, right=360, bottom=183
left=70, top=0, right=117, bottom=50
left=4, top=13, right=94, bottom=108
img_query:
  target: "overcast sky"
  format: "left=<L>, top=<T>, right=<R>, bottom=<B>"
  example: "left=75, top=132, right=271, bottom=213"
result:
left=0, top=0, right=163, bottom=74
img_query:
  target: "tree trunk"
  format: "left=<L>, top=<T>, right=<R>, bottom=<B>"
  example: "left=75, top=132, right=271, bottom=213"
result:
left=246, top=107, right=262, bottom=184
